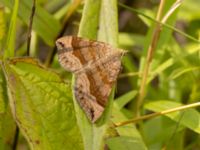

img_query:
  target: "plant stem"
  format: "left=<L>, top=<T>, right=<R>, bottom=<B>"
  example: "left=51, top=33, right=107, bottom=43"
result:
left=27, top=0, right=36, bottom=56
left=118, top=2, right=199, bottom=44
left=12, top=126, right=19, bottom=150
left=115, top=102, right=200, bottom=127
left=135, top=0, right=166, bottom=116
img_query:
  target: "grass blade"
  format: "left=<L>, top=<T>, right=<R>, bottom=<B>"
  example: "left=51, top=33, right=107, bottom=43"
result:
left=3, top=0, right=19, bottom=59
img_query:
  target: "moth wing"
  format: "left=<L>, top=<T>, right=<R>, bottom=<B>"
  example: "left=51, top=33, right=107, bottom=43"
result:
left=74, top=53, right=122, bottom=122
left=56, top=36, right=117, bottom=73
left=56, top=36, right=124, bottom=122
left=74, top=73, right=104, bottom=123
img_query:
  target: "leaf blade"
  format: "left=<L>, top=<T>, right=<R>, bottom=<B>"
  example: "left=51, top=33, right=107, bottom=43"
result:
left=3, top=58, right=83, bottom=150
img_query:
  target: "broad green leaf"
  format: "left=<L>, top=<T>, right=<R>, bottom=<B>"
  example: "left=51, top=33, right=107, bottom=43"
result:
left=145, top=100, right=200, bottom=134
left=1, top=0, right=61, bottom=46
left=3, top=0, right=18, bottom=58
left=2, top=58, right=83, bottom=150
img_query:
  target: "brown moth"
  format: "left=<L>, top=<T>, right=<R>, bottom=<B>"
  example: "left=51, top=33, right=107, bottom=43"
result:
left=56, top=36, right=124, bottom=123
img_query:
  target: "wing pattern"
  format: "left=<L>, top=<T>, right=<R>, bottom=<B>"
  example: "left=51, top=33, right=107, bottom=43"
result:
left=56, top=36, right=123, bottom=122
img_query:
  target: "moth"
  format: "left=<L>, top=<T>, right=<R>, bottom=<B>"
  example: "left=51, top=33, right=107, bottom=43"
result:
left=56, top=36, right=124, bottom=123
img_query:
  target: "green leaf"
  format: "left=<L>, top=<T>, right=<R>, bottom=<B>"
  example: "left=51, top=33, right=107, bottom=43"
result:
left=110, top=104, right=147, bottom=150
left=72, top=83, right=114, bottom=150
left=169, top=66, right=200, bottom=80
left=138, top=0, right=179, bottom=84
left=179, top=0, right=200, bottom=20
left=3, top=0, right=19, bottom=58
left=0, top=68, right=7, bottom=113
left=106, top=136, right=146, bottom=150
left=1, top=0, right=61, bottom=46
left=0, top=7, right=5, bottom=41
left=121, top=55, right=138, bottom=89
left=115, top=90, right=137, bottom=109
left=76, top=0, right=119, bottom=150
left=2, top=58, right=83, bottom=150
left=77, top=1, right=105, bottom=150
left=119, top=33, right=144, bottom=48
left=143, top=117, right=184, bottom=150
left=78, top=0, right=101, bottom=40
left=145, top=100, right=200, bottom=134
left=0, top=108, right=16, bottom=150
left=0, top=68, right=16, bottom=149
left=97, top=0, right=118, bottom=46
left=148, top=58, right=174, bottom=83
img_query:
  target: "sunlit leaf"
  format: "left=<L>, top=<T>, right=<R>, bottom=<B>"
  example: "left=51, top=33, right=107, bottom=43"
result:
left=0, top=68, right=16, bottom=149
left=2, top=58, right=83, bottom=150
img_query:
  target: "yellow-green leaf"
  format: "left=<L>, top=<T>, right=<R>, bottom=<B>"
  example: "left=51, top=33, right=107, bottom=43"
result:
left=2, top=58, right=83, bottom=150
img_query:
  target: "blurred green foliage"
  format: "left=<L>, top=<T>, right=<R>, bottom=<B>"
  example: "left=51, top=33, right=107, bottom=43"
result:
left=0, top=0, right=200, bottom=150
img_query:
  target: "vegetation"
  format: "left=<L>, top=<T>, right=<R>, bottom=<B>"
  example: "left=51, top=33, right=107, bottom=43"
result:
left=0, top=0, right=200, bottom=150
